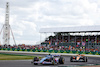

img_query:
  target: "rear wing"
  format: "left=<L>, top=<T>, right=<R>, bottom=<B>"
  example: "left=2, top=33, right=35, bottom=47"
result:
left=76, top=54, right=85, bottom=56
left=81, top=55, right=85, bottom=56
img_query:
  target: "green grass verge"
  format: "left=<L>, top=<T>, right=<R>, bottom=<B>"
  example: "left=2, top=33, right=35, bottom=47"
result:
left=0, top=53, right=37, bottom=60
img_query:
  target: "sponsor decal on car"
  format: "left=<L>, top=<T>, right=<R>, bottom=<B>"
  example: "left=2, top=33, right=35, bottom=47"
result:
left=42, top=61, right=52, bottom=64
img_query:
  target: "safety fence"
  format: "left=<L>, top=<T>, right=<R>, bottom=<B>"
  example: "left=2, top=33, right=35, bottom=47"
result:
left=0, top=47, right=100, bottom=55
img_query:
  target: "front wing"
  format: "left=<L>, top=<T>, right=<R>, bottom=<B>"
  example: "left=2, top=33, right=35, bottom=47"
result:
left=34, top=61, right=53, bottom=64
left=71, top=58, right=85, bottom=62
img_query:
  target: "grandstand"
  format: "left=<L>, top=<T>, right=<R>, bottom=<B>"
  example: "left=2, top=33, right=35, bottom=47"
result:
left=0, top=25, right=100, bottom=53
left=39, top=25, right=100, bottom=50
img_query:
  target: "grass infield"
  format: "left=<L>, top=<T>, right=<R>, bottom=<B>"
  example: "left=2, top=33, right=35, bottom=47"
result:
left=0, top=53, right=37, bottom=60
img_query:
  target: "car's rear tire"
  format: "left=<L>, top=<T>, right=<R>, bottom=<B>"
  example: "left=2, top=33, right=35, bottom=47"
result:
left=33, top=57, right=39, bottom=65
left=59, top=56, right=64, bottom=64
left=83, top=57, right=85, bottom=62
left=34, top=63, right=38, bottom=65
left=70, top=57, right=73, bottom=62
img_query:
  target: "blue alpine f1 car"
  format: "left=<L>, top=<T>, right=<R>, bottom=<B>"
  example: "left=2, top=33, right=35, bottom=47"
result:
left=31, top=54, right=64, bottom=65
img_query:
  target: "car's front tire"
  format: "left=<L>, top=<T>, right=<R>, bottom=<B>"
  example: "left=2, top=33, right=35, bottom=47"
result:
left=83, top=57, right=88, bottom=62
left=59, top=56, right=64, bottom=64
left=51, top=59, right=55, bottom=65
left=70, top=57, right=73, bottom=62
left=85, top=57, right=88, bottom=62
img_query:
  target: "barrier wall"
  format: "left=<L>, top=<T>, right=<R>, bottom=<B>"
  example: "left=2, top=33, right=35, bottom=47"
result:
left=0, top=47, right=100, bottom=55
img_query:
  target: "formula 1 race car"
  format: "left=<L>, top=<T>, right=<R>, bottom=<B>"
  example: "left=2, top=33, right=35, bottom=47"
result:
left=31, top=54, right=64, bottom=65
left=70, top=54, right=88, bottom=62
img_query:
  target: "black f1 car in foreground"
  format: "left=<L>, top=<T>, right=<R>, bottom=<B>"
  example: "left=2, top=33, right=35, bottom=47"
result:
left=70, top=54, right=88, bottom=62
left=31, top=54, right=64, bottom=65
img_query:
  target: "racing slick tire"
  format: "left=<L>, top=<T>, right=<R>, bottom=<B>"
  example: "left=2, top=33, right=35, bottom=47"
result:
left=34, top=63, right=38, bottom=65
left=83, top=57, right=88, bottom=62
left=33, top=57, right=39, bottom=65
left=59, top=56, right=64, bottom=64
left=51, top=58, right=55, bottom=65
left=85, top=57, right=88, bottom=62
left=70, top=56, right=73, bottom=62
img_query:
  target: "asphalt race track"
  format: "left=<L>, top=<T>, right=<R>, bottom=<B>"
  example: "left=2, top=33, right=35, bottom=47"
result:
left=0, top=53, right=100, bottom=67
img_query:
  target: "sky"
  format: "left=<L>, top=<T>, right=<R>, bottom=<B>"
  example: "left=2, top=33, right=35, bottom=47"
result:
left=0, top=0, right=100, bottom=45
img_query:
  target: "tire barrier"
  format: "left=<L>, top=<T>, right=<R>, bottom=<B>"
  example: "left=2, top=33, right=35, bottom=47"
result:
left=37, top=49, right=41, bottom=52
left=27, top=49, right=31, bottom=52
left=43, top=50, right=47, bottom=52
left=66, top=50, right=70, bottom=53
left=17, top=48, right=20, bottom=51
left=85, top=51, right=90, bottom=54
left=48, top=50, right=53, bottom=53
left=98, top=52, right=100, bottom=55
left=3, top=48, right=6, bottom=50
left=72, top=51, right=77, bottom=54
left=78, top=51, right=83, bottom=54
left=7, top=48, right=10, bottom=51
left=32, top=49, right=36, bottom=52
left=91, top=51, right=97, bottom=55
left=22, top=49, right=25, bottom=51
left=54, top=50, right=58, bottom=53
left=1, top=48, right=100, bottom=55
left=60, top=50, right=64, bottom=53
left=12, top=48, right=15, bottom=51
